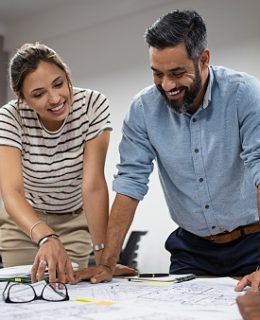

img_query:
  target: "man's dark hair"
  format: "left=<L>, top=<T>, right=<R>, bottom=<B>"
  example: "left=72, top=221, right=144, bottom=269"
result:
left=144, top=9, right=207, bottom=60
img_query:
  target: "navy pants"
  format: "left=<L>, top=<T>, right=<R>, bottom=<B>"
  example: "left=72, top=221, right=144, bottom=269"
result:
left=165, top=228, right=260, bottom=276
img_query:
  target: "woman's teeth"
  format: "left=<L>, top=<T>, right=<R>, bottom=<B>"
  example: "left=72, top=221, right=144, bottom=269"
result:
left=51, top=103, right=64, bottom=112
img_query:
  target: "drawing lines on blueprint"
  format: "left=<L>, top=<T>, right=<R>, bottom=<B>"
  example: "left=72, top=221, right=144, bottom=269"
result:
left=137, top=281, right=238, bottom=306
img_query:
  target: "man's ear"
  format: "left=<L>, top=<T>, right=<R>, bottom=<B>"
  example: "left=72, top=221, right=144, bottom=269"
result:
left=200, top=48, right=210, bottom=68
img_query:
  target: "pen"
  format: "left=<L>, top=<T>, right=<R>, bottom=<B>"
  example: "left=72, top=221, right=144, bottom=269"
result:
left=138, top=273, right=169, bottom=278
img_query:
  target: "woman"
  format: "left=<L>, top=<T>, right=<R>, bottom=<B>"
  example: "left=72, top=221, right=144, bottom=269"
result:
left=0, top=43, right=135, bottom=283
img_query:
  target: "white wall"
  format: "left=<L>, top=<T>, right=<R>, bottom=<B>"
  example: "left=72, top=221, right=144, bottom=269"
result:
left=3, top=0, right=260, bottom=272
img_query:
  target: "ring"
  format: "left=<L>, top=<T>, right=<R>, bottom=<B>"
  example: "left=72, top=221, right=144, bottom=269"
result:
left=39, top=259, right=47, bottom=266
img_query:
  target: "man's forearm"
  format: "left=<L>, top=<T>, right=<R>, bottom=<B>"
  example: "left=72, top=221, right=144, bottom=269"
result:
left=100, top=193, right=139, bottom=269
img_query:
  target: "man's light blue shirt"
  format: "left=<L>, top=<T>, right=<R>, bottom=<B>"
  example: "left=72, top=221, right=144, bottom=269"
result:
left=113, top=66, right=260, bottom=236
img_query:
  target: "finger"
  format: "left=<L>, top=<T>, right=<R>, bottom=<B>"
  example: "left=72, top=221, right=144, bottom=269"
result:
left=91, top=271, right=112, bottom=284
left=31, top=260, right=40, bottom=283
left=115, top=266, right=138, bottom=276
left=64, top=259, right=74, bottom=283
left=47, top=262, right=57, bottom=284
left=235, top=276, right=250, bottom=292
left=37, top=259, right=48, bottom=281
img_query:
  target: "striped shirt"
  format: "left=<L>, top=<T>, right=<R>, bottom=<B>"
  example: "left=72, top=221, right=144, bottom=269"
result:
left=0, top=87, right=112, bottom=213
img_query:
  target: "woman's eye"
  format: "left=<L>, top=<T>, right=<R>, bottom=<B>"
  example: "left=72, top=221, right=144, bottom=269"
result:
left=54, top=82, right=63, bottom=88
left=33, top=92, right=43, bottom=98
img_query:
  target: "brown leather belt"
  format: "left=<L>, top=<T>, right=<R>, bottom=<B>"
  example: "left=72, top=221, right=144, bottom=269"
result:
left=34, top=206, right=83, bottom=216
left=202, top=222, right=260, bottom=244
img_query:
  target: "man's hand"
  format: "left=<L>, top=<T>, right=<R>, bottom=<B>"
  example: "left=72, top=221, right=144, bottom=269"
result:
left=73, top=264, right=114, bottom=284
left=113, top=263, right=138, bottom=277
left=235, top=271, right=260, bottom=292
left=237, top=292, right=260, bottom=320
left=73, top=264, right=138, bottom=284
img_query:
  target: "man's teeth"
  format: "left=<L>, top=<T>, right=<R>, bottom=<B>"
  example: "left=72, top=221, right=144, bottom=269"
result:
left=51, top=104, right=64, bottom=112
left=168, top=89, right=181, bottom=96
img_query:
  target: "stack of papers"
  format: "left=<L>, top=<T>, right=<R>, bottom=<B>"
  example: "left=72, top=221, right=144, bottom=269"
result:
left=0, top=265, right=32, bottom=278
left=0, top=262, right=79, bottom=280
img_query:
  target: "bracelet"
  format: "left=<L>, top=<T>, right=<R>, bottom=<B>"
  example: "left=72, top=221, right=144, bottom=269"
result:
left=38, top=234, right=60, bottom=247
left=29, top=221, right=44, bottom=240
left=93, top=243, right=105, bottom=252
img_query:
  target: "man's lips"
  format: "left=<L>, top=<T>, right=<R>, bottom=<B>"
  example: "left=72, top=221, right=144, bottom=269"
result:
left=165, top=88, right=184, bottom=99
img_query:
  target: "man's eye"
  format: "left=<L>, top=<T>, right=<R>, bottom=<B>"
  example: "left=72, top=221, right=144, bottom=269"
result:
left=153, top=72, right=163, bottom=78
left=172, top=72, right=185, bottom=78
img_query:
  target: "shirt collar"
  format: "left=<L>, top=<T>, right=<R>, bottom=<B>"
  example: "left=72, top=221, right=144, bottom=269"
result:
left=201, top=66, right=213, bottom=110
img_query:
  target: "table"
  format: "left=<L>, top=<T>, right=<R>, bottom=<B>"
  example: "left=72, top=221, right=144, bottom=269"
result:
left=0, top=276, right=243, bottom=320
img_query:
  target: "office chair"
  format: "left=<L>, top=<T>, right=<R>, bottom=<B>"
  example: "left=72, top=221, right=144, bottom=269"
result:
left=88, top=230, right=147, bottom=270
left=118, top=231, right=147, bottom=270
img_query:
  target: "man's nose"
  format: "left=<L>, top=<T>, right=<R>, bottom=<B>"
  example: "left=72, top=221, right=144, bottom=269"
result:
left=161, top=76, right=177, bottom=92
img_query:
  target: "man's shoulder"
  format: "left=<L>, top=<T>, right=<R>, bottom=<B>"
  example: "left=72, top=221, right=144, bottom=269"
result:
left=132, top=84, right=160, bottom=105
left=210, top=65, right=258, bottom=84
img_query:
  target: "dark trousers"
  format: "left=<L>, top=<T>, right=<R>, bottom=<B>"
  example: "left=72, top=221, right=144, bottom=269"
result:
left=165, top=227, right=260, bottom=276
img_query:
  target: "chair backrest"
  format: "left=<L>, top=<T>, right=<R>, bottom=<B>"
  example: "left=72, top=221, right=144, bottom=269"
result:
left=118, top=231, right=147, bottom=270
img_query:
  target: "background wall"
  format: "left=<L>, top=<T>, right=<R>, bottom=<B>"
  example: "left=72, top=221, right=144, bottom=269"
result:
left=1, top=0, right=260, bottom=272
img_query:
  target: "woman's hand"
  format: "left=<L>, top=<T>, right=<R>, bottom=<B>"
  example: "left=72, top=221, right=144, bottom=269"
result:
left=31, top=237, right=74, bottom=284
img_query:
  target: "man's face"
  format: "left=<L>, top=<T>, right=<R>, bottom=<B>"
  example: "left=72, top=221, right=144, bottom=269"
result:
left=149, top=44, right=204, bottom=113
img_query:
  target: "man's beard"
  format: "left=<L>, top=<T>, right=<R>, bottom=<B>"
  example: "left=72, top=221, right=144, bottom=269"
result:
left=157, top=64, right=202, bottom=114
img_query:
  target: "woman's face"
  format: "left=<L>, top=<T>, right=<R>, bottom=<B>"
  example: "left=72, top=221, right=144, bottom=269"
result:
left=22, top=60, right=72, bottom=131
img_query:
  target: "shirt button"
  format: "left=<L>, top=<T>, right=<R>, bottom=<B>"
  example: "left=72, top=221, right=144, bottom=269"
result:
left=194, top=148, right=199, bottom=153
left=205, top=204, right=209, bottom=209
left=199, top=178, right=204, bottom=182
left=192, top=118, right=197, bottom=122
left=211, top=226, right=216, bottom=229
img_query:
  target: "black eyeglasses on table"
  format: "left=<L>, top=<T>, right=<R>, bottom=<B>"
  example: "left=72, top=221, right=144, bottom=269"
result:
left=2, top=281, right=69, bottom=303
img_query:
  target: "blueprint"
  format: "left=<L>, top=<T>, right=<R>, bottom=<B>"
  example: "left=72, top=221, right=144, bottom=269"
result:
left=0, top=277, right=243, bottom=319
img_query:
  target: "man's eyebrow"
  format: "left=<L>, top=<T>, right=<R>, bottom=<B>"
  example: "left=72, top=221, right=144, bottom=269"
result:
left=150, top=66, right=185, bottom=73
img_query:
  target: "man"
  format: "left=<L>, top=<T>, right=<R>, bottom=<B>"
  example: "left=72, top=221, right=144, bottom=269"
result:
left=74, top=9, right=260, bottom=286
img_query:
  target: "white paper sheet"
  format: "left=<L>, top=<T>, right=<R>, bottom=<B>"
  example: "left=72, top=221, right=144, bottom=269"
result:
left=0, top=277, right=243, bottom=320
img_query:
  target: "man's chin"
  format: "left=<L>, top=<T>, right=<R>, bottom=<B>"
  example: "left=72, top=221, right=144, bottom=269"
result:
left=166, top=100, right=188, bottom=113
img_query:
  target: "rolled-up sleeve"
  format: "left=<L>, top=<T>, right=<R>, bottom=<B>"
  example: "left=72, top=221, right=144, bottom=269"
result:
left=113, top=97, right=156, bottom=200
left=239, top=76, right=260, bottom=186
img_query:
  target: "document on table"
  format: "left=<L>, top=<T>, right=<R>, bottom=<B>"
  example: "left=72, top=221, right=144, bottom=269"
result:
left=0, top=263, right=79, bottom=279
left=0, top=277, right=243, bottom=320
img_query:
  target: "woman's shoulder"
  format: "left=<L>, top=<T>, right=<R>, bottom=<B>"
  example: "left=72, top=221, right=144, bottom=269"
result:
left=0, top=100, right=19, bottom=120
left=72, top=87, right=108, bottom=108
left=73, top=87, right=107, bottom=99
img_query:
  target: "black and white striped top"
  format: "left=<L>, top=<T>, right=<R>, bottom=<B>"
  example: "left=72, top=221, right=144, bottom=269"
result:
left=0, top=87, right=112, bottom=213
